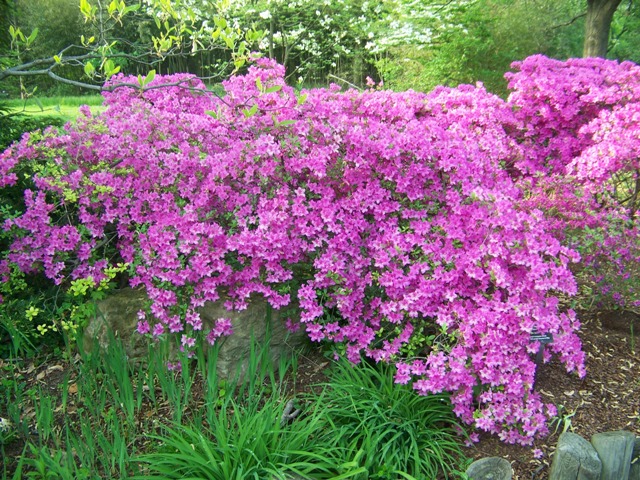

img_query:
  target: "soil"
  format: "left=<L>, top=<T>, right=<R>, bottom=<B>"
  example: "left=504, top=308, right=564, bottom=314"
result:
left=1, top=309, right=639, bottom=479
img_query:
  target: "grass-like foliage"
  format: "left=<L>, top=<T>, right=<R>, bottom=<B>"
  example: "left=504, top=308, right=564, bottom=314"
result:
left=133, top=339, right=366, bottom=480
left=319, top=358, right=469, bottom=479
left=5, top=331, right=468, bottom=479
left=133, top=395, right=361, bottom=480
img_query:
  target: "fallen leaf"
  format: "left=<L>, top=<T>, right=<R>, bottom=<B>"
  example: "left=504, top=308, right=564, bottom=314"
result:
left=313, top=361, right=329, bottom=373
left=68, top=383, right=78, bottom=395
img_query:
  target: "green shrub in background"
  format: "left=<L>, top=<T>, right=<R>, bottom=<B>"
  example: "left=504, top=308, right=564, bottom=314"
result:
left=0, top=111, right=65, bottom=152
left=0, top=112, right=78, bottom=358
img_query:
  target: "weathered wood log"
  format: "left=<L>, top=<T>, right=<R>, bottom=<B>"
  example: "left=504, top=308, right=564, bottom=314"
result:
left=591, top=430, right=635, bottom=480
left=465, top=457, right=512, bottom=480
left=549, top=432, right=602, bottom=480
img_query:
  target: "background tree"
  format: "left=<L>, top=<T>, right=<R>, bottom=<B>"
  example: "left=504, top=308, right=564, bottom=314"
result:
left=372, top=0, right=586, bottom=96
left=607, top=0, right=640, bottom=62
left=4, top=0, right=86, bottom=96
left=584, top=0, right=624, bottom=56
left=0, top=0, right=262, bottom=95
left=1, top=0, right=639, bottom=98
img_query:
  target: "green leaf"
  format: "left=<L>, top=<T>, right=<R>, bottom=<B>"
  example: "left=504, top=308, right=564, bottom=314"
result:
left=265, top=85, right=282, bottom=94
left=144, top=69, right=156, bottom=86
left=53, top=55, right=61, bottom=64
left=297, top=93, right=308, bottom=106
left=83, top=62, right=95, bottom=77
left=242, top=103, right=258, bottom=118
left=205, top=110, right=218, bottom=119
left=26, top=28, right=39, bottom=46
left=255, top=77, right=263, bottom=92
left=214, top=17, right=228, bottom=29
left=79, top=0, right=94, bottom=19
left=236, top=41, right=247, bottom=56
left=126, top=3, right=140, bottom=14
left=276, top=120, right=296, bottom=127
left=223, top=35, right=235, bottom=49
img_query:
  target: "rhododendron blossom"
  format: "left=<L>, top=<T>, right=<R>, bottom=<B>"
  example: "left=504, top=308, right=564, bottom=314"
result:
left=507, top=55, right=640, bottom=309
left=4, top=55, right=638, bottom=445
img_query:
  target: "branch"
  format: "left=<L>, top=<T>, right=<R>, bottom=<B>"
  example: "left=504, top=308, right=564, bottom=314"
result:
left=1, top=47, right=231, bottom=93
left=550, top=13, right=587, bottom=30
left=47, top=70, right=102, bottom=91
left=327, top=74, right=363, bottom=91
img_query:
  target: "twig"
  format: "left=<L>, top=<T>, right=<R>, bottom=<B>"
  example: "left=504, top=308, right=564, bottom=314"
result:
left=279, top=399, right=301, bottom=427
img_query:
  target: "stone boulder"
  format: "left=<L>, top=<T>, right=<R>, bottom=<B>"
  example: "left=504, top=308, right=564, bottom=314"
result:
left=82, top=288, right=310, bottom=377
left=629, top=438, right=640, bottom=480
left=81, top=287, right=151, bottom=361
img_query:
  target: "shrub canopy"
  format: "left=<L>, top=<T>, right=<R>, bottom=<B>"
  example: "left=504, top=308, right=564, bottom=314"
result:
left=2, top=55, right=639, bottom=444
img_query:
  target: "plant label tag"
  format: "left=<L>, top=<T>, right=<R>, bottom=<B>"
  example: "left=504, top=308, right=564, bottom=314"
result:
left=530, top=327, right=553, bottom=344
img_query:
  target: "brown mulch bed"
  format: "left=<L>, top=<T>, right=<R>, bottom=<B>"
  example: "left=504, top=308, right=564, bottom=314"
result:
left=1, top=309, right=639, bottom=479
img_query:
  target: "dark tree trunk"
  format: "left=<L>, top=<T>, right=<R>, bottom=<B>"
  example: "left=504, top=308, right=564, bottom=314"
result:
left=583, top=0, right=624, bottom=57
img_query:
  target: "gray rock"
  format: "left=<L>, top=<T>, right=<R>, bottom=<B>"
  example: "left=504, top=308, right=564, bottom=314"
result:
left=549, top=432, right=602, bottom=480
left=465, top=457, right=512, bottom=480
left=82, top=287, right=309, bottom=378
left=629, top=438, right=640, bottom=480
left=591, top=431, right=635, bottom=480
left=201, top=292, right=308, bottom=378
left=82, top=287, right=151, bottom=360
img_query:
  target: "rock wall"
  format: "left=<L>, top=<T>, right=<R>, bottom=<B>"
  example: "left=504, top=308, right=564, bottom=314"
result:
left=81, top=288, right=310, bottom=378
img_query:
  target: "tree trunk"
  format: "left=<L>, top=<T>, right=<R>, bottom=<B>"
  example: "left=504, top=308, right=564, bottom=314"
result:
left=583, top=0, right=623, bottom=57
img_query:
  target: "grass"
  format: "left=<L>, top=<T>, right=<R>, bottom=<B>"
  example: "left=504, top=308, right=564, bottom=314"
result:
left=4, top=95, right=105, bottom=122
left=318, top=359, right=471, bottom=479
left=0, top=331, right=470, bottom=479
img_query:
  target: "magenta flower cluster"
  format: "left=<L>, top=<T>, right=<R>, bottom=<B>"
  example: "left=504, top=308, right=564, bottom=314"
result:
left=1, top=55, right=638, bottom=444
left=507, top=55, right=640, bottom=309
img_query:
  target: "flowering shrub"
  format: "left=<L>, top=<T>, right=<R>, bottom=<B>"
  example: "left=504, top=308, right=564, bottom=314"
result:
left=506, top=55, right=640, bottom=310
left=9, top=55, right=640, bottom=445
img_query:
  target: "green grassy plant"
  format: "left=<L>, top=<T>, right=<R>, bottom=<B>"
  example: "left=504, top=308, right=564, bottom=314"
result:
left=318, top=358, right=470, bottom=480
left=2, top=330, right=364, bottom=479
left=2, top=324, right=468, bottom=479
left=134, top=334, right=366, bottom=480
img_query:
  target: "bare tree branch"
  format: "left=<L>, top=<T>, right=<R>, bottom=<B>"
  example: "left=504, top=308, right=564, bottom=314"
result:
left=550, top=12, right=587, bottom=30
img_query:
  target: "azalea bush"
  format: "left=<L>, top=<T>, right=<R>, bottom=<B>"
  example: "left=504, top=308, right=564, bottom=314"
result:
left=0, top=55, right=637, bottom=444
left=506, top=55, right=640, bottom=310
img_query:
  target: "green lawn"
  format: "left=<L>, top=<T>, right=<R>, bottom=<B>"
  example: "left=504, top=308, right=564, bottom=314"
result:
left=5, top=95, right=106, bottom=122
